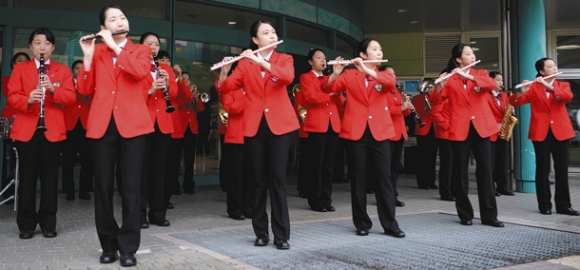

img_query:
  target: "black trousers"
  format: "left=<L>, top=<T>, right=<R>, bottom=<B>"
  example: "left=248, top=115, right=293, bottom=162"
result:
left=92, top=118, right=145, bottom=253
left=346, top=125, right=398, bottom=232
left=332, top=138, right=347, bottom=182
left=416, top=127, right=438, bottom=188
left=307, top=127, right=338, bottom=208
left=165, top=137, right=183, bottom=204
left=532, top=128, right=572, bottom=212
left=297, top=137, right=312, bottom=193
left=390, top=138, right=405, bottom=197
left=1, top=139, right=15, bottom=199
left=491, top=139, right=509, bottom=191
left=247, top=116, right=291, bottom=241
left=182, top=128, right=197, bottom=193
left=220, top=137, right=247, bottom=215
left=62, top=119, right=93, bottom=195
left=437, top=138, right=453, bottom=197
left=15, top=130, right=60, bottom=232
left=141, top=123, right=171, bottom=222
left=450, top=123, right=497, bottom=223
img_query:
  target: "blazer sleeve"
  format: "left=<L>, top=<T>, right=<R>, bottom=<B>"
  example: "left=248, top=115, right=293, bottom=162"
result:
left=7, top=65, right=32, bottom=113
left=301, top=74, right=330, bottom=105
left=116, top=45, right=152, bottom=81
left=509, top=90, right=531, bottom=106
left=553, top=81, right=573, bottom=103
left=270, top=54, right=294, bottom=86
left=49, top=67, right=76, bottom=106
left=78, top=58, right=96, bottom=97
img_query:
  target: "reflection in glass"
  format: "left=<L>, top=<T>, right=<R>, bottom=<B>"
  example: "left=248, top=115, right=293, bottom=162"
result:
left=469, top=37, right=499, bottom=71
left=556, top=35, right=580, bottom=69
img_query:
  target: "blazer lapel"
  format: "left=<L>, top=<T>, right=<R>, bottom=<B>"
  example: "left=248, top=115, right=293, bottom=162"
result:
left=538, top=85, right=551, bottom=108
left=357, top=71, right=369, bottom=103
left=99, top=45, right=116, bottom=81
left=454, top=76, right=470, bottom=104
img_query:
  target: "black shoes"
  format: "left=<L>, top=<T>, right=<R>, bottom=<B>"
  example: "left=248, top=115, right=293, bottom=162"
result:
left=325, top=205, right=336, bottom=212
left=441, top=195, right=455, bottom=201
left=184, top=189, right=195, bottom=194
left=495, top=191, right=501, bottom=197
left=482, top=220, right=505, bottom=228
left=395, top=198, right=405, bottom=207
left=460, top=219, right=473, bottom=226
left=496, top=189, right=515, bottom=196
left=100, top=250, right=118, bottom=264
left=79, top=192, right=91, bottom=200
left=229, top=211, right=246, bottom=220
left=540, top=209, right=552, bottom=215
left=141, top=221, right=149, bottom=229
left=556, top=208, right=580, bottom=216
left=254, top=234, right=269, bottom=246
left=173, top=190, right=182, bottom=195
left=356, top=228, right=369, bottom=236
left=418, top=186, right=430, bottom=190
left=119, top=252, right=136, bottom=267
left=166, top=202, right=174, bottom=209
left=274, top=238, right=290, bottom=250
left=42, top=229, right=57, bottom=238
left=66, top=193, right=75, bottom=201
left=429, top=184, right=438, bottom=189
left=150, top=219, right=171, bottom=226
left=311, top=206, right=327, bottom=212
left=19, top=230, right=34, bottom=239
left=384, top=228, right=405, bottom=238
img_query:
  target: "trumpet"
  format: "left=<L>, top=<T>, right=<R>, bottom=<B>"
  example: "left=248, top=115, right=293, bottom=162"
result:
left=153, top=53, right=176, bottom=113
left=200, top=93, right=210, bottom=103
left=326, top=59, right=389, bottom=65
left=37, top=54, right=47, bottom=132
left=80, top=30, right=129, bottom=41
left=514, top=72, right=563, bottom=89
left=433, top=60, right=481, bottom=84
left=210, top=40, right=284, bottom=71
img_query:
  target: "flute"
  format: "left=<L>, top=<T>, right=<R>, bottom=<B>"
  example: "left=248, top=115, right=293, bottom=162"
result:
left=210, top=40, right=284, bottom=71
left=434, top=60, right=481, bottom=84
left=80, top=30, right=129, bottom=41
left=326, top=59, right=389, bottom=65
left=514, top=72, right=563, bottom=89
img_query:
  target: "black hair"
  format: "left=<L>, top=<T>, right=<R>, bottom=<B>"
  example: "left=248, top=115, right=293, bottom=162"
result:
left=71, top=60, right=83, bottom=70
left=28, top=28, right=56, bottom=46
left=307, top=48, right=324, bottom=61
left=99, top=5, right=124, bottom=26
left=139, top=32, right=159, bottom=45
left=489, top=71, right=502, bottom=79
left=534, top=57, right=552, bottom=77
left=444, top=43, right=470, bottom=73
left=181, top=71, right=191, bottom=78
left=10, top=52, right=30, bottom=69
left=248, top=20, right=275, bottom=50
left=357, top=38, right=377, bottom=58
left=157, top=50, right=170, bottom=60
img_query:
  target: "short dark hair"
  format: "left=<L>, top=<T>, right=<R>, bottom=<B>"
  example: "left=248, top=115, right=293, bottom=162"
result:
left=99, top=5, right=124, bottom=26
left=307, top=48, right=324, bottom=61
left=139, top=32, right=159, bottom=45
left=489, top=71, right=502, bottom=79
left=182, top=71, right=190, bottom=78
left=28, top=28, right=56, bottom=46
left=71, top=60, right=83, bottom=70
left=157, top=50, right=170, bottom=60
left=10, top=52, right=30, bottom=69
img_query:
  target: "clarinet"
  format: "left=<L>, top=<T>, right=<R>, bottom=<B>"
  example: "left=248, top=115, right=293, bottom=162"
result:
left=152, top=53, right=175, bottom=113
left=37, top=54, right=47, bottom=131
left=397, top=88, right=425, bottom=128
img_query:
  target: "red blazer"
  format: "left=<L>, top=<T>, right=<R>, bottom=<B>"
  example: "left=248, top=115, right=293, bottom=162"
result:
left=78, top=40, right=154, bottom=139
left=1, top=76, right=18, bottom=119
left=431, top=68, right=498, bottom=141
left=144, top=62, right=178, bottom=135
left=63, top=79, right=91, bottom=131
left=509, top=80, right=574, bottom=141
left=218, top=51, right=299, bottom=137
left=221, top=89, right=246, bottom=144
left=179, top=96, right=204, bottom=134
left=387, top=89, right=411, bottom=141
left=427, top=89, right=448, bottom=139
left=7, top=60, right=76, bottom=142
left=412, top=93, right=433, bottom=136
left=169, top=80, right=191, bottom=139
left=486, top=91, right=509, bottom=142
left=293, top=88, right=308, bottom=138
left=301, top=71, right=342, bottom=134
left=324, top=69, right=397, bottom=141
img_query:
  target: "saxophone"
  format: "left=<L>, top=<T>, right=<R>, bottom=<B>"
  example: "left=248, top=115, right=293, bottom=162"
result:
left=499, top=103, right=518, bottom=141
left=292, top=84, right=307, bottom=123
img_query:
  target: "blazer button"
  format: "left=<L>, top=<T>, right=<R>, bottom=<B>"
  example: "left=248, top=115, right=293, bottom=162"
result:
left=114, top=106, right=118, bottom=111
left=78, top=105, right=81, bottom=108
left=385, top=106, right=388, bottom=110
left=156, top=109, right=159, bottom=112
left=154, top=97, right=158, bottom=100
left=329, top=112, right=333, bottom=115
left=265, top=108, right=269, bottom=112
left=550, top=121, right=554, bottom=124
left=111, top=91, right=115, bottom=94
left=368, top=115, right=372, bottom=119
left=325, top=102, right=329, bottom=106
left=471, top=116, right=475, bottom=119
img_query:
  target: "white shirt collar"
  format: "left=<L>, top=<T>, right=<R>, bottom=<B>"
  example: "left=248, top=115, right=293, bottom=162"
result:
left=311, top=70, right=323, bottom=77
left=35, top=58, right=51, bottom=69
left=257, top=50, right=273, bottom=62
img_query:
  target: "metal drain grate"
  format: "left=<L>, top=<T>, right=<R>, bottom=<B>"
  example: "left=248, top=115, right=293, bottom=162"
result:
left=171, top=213, right=580, bottom=269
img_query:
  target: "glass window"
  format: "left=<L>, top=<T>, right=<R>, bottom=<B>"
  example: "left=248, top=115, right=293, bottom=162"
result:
left=556, top=35, right=580, bottom=69
left=336, top=34, right=355, bottom=57
left=175, top=1, right=275, bottom=32
left=14, top=0, right=167, bottom=20
left=564, top=78, right=580, bottom=166
left=468, top=37, right=500, bottom=71
left=286, top=20, right=330, bottom=48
